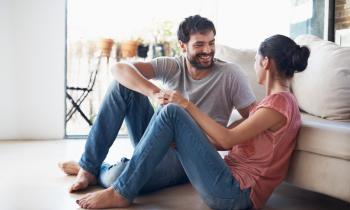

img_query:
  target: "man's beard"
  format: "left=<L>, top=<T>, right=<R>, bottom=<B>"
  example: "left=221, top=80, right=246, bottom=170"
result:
left=187, top=52, right=215, bottom=70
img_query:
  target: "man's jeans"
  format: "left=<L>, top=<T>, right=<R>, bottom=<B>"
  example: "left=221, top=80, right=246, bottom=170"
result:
left=79, top=82, right=252, bottom=210
left=79, top=81, right=188, bottom=191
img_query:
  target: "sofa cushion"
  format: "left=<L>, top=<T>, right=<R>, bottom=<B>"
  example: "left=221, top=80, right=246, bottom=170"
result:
left=293, top=35, right=350, bottom=121
left=215, top=44, right=265, bottom=101
left=296, top=113, right=350, bottom=160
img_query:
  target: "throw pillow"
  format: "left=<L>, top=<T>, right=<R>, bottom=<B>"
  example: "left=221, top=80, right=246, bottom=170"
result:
left=215, top=44, right=265, bottom=101
left=293, top=35, right=350, bottom=121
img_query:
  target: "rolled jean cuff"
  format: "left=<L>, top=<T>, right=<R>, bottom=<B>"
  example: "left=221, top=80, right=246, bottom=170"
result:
left=78, top=159, right=100, bottom=177
left=112, top=181, right=135, bottom=202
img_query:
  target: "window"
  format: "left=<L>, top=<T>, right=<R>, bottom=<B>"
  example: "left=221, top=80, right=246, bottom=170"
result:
left=65, top=0, right=334, bottom=137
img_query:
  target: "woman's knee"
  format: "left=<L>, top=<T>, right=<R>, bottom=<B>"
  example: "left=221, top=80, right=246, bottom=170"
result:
left=161, top=104, right=186, bottom=117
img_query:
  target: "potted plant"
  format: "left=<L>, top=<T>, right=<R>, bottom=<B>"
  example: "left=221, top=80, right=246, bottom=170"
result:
left=120, top=39, right=139, bottom=58
left=97, top=38, right=114, bottom=59
left=136, top=38, right=150, bottom=59
left=152, top=20, right=177, bottom=57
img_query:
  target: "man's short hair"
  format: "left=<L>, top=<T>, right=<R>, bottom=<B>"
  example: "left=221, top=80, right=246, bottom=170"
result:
left=177, top=15, right=216, bottom=43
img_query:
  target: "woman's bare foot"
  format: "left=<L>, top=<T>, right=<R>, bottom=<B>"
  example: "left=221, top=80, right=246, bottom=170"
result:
left=69, top=168, right=97, bottom=193
left=58, top=161, right=80, bottom=175
left=76, top=187, right=131, bottom=209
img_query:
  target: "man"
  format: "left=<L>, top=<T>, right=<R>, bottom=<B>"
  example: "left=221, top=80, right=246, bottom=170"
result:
left=59, top=14, right=256, bottom=201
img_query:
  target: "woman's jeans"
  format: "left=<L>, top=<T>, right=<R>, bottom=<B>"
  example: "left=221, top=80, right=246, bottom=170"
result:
left=79, top=81, right=252, bottom=210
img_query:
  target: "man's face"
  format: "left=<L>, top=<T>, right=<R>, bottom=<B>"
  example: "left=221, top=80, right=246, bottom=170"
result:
left=182, top=31, right=215, bottom=70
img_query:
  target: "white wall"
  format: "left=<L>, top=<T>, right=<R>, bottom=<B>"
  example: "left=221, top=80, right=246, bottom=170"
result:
left=0, top=0, right=65, bottom=139
left=0, top=0, right=17, bottom=138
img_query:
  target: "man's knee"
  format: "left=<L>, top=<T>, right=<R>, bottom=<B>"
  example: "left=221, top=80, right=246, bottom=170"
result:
left=108, top=81, right=126, bottom=94
left=106, top=81, right=121, bottom=97
left=107, top=81, right=136, bottom=100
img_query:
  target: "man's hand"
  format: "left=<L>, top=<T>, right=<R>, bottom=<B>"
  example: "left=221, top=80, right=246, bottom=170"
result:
left=158, top=90, right=189, bottom=108
left=149, top=90, right=164, bottom=106
left=149, top=90, right=169, bottom=106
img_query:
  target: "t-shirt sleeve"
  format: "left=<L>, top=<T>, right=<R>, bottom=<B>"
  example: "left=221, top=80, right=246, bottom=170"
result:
left=256, top=94, right=290, bottom=122
left=229, top=65, right=256, bottom=110
left=150, top=57, right=178, bottom=82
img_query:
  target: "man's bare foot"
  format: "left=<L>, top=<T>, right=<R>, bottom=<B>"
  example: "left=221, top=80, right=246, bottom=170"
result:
left=58, top=161, right=80, bottom=175
left=69, top=168, right=97, bottom=193
left=76, top=187, right=131, bottom=209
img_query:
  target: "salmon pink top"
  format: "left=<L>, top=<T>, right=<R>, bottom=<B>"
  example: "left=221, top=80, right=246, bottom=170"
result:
left=224, top=92, right=301, bottom=209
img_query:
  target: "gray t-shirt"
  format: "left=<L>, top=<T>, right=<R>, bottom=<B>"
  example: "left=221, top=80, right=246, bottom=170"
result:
left=150, top=55, right=255, bottom=126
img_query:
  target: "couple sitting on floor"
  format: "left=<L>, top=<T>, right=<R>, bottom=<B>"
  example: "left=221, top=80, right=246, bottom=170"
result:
left=59, top=15, right=310, bottom=210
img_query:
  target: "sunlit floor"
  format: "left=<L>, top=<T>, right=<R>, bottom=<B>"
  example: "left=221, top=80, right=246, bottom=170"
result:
left=0, top=139, right=349, bottom=210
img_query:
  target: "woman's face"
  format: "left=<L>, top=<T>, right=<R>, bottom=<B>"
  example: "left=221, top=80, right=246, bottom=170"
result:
left=254, top=52, right=266, bottom=85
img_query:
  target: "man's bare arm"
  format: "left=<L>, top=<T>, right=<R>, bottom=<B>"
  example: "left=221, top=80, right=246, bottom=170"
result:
left=110, top=62, right=160, bottom=97
left=236, top=102, right=256, bottom=119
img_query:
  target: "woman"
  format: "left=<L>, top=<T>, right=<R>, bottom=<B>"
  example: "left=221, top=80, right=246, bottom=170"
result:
left=75, top=34, right=310, bottom=210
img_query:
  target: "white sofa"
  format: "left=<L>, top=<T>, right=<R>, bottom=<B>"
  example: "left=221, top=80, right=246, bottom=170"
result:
left=215, top=35, right=350, bottom=203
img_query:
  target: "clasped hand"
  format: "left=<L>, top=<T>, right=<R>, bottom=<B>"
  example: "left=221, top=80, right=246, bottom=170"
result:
left=153, top=90, right=189, bottom=108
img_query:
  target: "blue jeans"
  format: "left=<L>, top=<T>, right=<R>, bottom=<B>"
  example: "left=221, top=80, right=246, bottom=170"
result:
left=112, top=104, right=252, bottom=210
left=79, top=81, right=188, bottom=192
left=79, top=82, right=252, bottom=210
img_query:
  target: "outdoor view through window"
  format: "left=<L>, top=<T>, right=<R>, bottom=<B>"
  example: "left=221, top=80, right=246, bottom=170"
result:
left=66, top=0, right=326, bottom=136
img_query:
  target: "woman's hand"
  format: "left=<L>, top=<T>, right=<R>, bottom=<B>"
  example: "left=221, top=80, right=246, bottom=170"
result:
left=159, top=90, right=190, bottom=108
left=151, top=91, right=166, bottom=105
left=158, top=90, right=228, bottom=148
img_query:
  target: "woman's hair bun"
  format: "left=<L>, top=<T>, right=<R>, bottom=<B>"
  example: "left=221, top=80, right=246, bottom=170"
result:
left=259, top=34, right=311, bottom=78
left=291, top=45, right=310, bottom=73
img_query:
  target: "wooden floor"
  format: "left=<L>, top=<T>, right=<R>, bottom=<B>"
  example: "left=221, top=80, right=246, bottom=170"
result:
left=0, top=139, right=349, bottom=210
